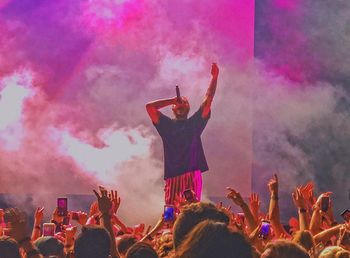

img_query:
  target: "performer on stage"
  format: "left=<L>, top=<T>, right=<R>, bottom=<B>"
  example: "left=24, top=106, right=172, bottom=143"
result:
left=146, top=63, right=219, bottom=204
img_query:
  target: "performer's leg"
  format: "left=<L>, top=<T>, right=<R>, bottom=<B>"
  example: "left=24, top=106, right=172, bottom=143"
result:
left=192, top=170, right=202, bottom=201
left=164, top=170, right=202, bottom=204
left=165, top=174, right=185, bottom=204
left=164, top=177, right=176, bottom=205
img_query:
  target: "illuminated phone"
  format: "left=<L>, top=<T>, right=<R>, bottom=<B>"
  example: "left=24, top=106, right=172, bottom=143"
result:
left=43, top=223, right=55, bottom=237
left=57, top=198, right=68, bottom=217
left=164, top=205, right=175, bottom=222
left=259, top=220, right=270, bottom=239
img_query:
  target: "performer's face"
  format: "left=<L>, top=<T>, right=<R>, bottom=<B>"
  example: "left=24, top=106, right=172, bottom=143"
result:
left=172, top=97, right=190, bottom=119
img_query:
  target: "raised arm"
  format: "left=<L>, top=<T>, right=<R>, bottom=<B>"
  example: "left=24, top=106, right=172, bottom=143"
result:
left=145, top=97, right=177, bottom=124
left=226, top=187, right=257, bottom=233
left=201, top=63, right=219, bottom=119
left=93, top=188, right=119, bottom=258
left=31, top=207, right=44, bottom=241
left=268, top=174, right=290, bottom=238
left=292, top=187, right=309, bottom=231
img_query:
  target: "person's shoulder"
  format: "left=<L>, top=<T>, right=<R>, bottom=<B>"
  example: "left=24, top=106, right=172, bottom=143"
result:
left=190, top=106, right=210, bottom=120
left=154, top=111, right=172, bottom=126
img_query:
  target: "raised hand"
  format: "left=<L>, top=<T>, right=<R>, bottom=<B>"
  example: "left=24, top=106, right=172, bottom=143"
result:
left=93, top=187, right=118, bottom=258
left=216, top=202, right=234, bottom=225
left=110, top=190, right=121, bottom=214
left=211, top=63, right=219, bottom=79
left=93, top=188, right=112, bottom=215
left=70, top=211, right=88, bottom=226
left=268, top=174, right=279, bottom=197
left=226, top=187, right=245, bottom=207
left=34, top=207, right=44, bottom=224
left=300, top=182, right=315, bottom=207
left=250, top=193, right=261, bottom=222
left=292, top=188, right=307, bottom=209
left=314, top=192, right=332, bottom=211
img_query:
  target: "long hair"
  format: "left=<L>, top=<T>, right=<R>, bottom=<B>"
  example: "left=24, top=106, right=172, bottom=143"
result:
left=176, top=220, right=253, bottom=258
left=292, top=230, right=315, bottom=252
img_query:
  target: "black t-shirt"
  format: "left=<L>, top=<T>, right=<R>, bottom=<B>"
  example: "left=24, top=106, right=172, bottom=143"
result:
left=154, top=107, right=210, bottom=179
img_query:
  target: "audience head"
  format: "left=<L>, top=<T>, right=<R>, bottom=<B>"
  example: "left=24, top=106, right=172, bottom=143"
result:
left=34, top=236, right=64, bottom=258
left=318, top=246, right=350, bottom=258
left=173, top=202, right=229, bottom=249
left=176, top=220, right=253, bottom=258
left=125, top=242, right=159, bottom=258
left=261, top=240, right=310, bottom=258
left=116, top=234, right=137, bottom=257
left=74, top=225, right=111, bottom=258
left=0, top=236, right=21, bottom=258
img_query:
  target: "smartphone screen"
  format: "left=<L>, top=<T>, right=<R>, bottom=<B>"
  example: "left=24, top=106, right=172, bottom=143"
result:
left=321, top=196, right=329, bottom=212
left=57, top=198, right=68, bottom=217
left=341, top=209, right=350, bottom=222
left=43, top=223, right=55, bottom=236
left=259, top=221, right=270, bottom=239
left=164, top=205, right=175, bottom=222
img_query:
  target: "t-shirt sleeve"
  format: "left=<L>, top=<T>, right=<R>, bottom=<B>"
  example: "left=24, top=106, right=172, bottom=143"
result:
left=190, top=106, right=210, bottom=135
left=153, top=112, right=172, bottom=137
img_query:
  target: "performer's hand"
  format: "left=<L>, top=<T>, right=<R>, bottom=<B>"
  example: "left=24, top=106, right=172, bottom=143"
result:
left=173, top=96, right=181, bottom=104
left=211, top=63, right=219, bottom=79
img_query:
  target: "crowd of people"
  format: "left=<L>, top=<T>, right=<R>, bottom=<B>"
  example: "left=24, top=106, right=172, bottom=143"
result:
left=0, top=174, right=349, bottom=258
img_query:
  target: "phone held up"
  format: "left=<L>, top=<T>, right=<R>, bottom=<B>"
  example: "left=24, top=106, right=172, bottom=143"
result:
left=164, top=205, right=175, bottom=222
left=259, top=220, right=270, bottom=239
left=57, top=197, right=68, bottom=217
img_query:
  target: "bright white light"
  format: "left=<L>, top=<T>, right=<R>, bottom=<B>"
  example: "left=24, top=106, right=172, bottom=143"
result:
left=0, top=71, right=34, bottom=150
left=52, top=125, right=153, bottom=183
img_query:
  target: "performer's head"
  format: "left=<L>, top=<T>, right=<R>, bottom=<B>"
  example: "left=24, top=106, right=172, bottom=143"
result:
left=172, top=96, right=190, bottom=120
